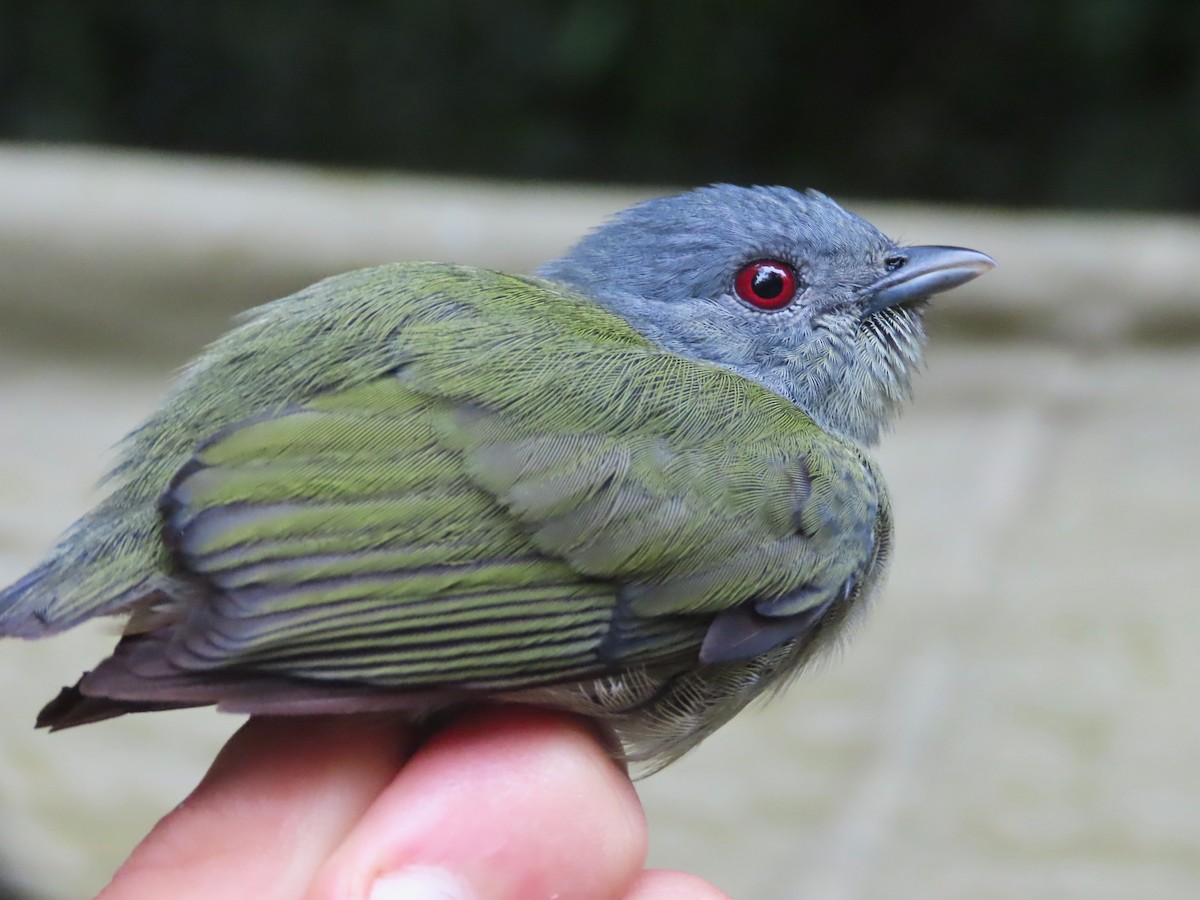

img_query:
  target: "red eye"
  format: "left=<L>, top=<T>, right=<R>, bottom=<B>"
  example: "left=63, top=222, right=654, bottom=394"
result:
left=734, top=259, right=798, bottom=310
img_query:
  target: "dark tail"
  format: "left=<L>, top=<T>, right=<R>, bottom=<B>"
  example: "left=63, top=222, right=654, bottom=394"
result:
left=36, top=631, right=447, bottom=730
left=36, top=683, right=198, bottom=730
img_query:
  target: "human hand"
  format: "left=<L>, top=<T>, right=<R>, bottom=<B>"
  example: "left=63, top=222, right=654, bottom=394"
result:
left=98, top=707, right=728, bottom=899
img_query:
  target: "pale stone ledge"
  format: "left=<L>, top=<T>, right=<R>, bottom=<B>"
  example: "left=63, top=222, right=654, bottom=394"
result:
left=3, top=144, right=1197, bottom=362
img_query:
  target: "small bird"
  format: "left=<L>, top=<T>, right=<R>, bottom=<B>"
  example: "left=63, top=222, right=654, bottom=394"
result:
left=0, top=186, right=993, bottom=772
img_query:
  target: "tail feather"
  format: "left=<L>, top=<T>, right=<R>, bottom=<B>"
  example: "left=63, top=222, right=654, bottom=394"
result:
left=36, top=684, right=199, bottom=730
left=36, top=631, right=454, bottom=730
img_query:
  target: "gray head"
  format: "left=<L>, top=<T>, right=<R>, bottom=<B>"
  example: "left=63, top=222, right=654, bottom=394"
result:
left=539, top=185, right=994, bottom=446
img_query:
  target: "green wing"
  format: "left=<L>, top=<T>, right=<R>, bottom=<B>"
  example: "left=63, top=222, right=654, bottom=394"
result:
left=160, top=380, right=636, bottom=686
left=4, top=260, right=885, bottom=696
left=156, top=321, right=885, bottom=689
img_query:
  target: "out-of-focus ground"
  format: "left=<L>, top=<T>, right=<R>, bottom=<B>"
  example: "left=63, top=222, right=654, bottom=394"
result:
left=1, top=146, right=1198, bottom=899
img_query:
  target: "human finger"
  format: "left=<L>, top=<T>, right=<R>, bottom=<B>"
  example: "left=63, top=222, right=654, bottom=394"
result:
left=308, top=707, right=647, bottom=900
left=100, top=714, right=414, bottom=900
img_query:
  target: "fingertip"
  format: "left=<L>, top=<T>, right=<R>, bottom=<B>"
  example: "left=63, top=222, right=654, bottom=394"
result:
left=309, top=706, right=648, bottom=900
left=624, top=869, right=732, bottom=900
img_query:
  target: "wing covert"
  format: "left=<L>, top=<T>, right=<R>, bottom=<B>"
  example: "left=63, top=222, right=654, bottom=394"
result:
left=151, top=285, right=887, bottom=691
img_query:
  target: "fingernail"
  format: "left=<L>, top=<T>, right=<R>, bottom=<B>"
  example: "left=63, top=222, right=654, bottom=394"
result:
left=368, top=865, right=475, bottom=900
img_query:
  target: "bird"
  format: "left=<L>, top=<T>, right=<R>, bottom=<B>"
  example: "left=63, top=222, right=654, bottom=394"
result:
left=0, top=185, right=993, bottom=773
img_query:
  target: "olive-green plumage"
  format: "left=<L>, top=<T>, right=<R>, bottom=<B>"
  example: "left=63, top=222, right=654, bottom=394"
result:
left=0, top=186, right=992, bottom=771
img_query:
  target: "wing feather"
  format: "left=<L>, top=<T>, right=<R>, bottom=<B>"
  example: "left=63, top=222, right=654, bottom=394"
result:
left=108, top=270, right=886, bottom=698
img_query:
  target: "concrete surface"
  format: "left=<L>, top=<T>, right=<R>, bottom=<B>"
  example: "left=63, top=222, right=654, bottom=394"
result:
left=0, top=146, right=1197, bottom=899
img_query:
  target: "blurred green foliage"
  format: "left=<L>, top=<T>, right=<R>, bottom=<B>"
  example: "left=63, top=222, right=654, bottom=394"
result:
left=1, top=0, right=1197, bottom=209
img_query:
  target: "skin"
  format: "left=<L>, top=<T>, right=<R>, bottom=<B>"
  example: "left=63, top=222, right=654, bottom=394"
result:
left=99, top=709, right=728, bottom=900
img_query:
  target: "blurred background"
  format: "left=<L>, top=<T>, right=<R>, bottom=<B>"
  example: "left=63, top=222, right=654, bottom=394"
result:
left=3, top=0, right=1200, bottom=210
left=1, top=2, right=1198, bottom=898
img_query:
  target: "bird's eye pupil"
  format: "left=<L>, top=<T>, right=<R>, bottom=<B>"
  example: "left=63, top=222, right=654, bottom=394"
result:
left=734, top=259, right=799, bottom=311
left=753, top=269, right=784, bottom=299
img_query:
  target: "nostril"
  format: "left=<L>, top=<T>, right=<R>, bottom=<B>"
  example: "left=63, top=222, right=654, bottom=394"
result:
left=884, top=255, right=907, bottom=272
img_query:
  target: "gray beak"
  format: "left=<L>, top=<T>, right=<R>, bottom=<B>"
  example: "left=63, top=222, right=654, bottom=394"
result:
left=862, top=245, right=996, bottom=317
